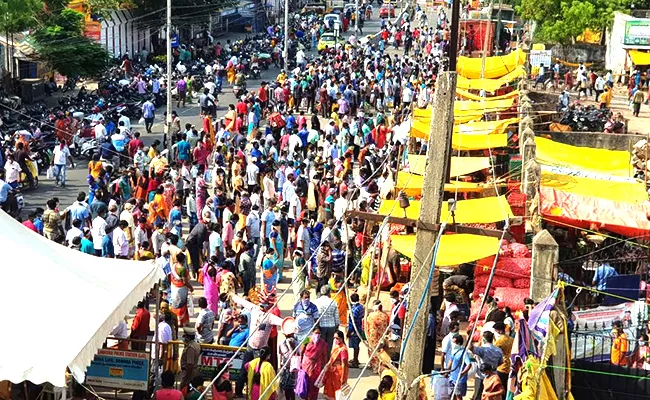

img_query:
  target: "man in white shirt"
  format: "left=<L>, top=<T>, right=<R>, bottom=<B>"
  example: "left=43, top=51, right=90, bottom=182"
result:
left=118, top=112, right=131, bottom=131
left=153, top=313, right=173, bottom=359
left=94, top=117, right=107, bottom=138
left=402, top=84, right=414, bottom=107
left=296, top=49, right=306, bottom=68
left=246, top=158, right=260, bottom=191
left=204, top=78, right=216, bottom=95
left=3, top=153, right=21, bottom=188
left=52, top=140, right=74, bottom=187
left=262, top=170, right=276, bottom=209
left=65, top=219, right=84, bottom=246
left=334, top=191, right=349, bottom=220
left=113, top=220, right=130, bottom=259
left=91, top=210, right=107, bottom=256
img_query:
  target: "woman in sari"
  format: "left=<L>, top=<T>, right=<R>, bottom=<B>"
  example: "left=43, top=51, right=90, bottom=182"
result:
left=366, top=300, right=390, bottom=372
left=224, top=104, right=237, bottom=131
left=226, top=63, right=236, bottom=86
left=262, top=247, right=278, bottom=294
left=301, top=326, right=329, bottom=400
left=134, top=170, right=149, bottom=202
left=269, top=220, right=285, bottom=281
left=196, top=165, right=208, bottom=215
left=245, top=347, right=278, bottom=400
left=331, top=278, right=348, bottom=326
left=323, top=331, right=349, bottom=400
left=170, top=253, right=194, bottom=327
left=148, top=186, right=170, bottom=226
left=201, top=256, right=221, bottom=314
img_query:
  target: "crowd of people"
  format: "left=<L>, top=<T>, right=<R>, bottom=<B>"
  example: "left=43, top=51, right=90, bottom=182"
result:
left=0, top=3, right=534, bottom=400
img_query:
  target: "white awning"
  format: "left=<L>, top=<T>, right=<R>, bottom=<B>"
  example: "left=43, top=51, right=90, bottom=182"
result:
left=0, top=210, right=164, bottom=387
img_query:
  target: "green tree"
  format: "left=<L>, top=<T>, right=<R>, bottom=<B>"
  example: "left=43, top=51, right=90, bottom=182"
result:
left=517, top=0, right=632, bottom=44
left=32, top=8, right=109, bottom=77
left=0, top=0, right=42, bottom=34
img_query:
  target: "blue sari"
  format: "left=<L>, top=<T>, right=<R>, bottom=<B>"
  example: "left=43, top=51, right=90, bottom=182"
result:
left=270, top=230, right=285, bottom=281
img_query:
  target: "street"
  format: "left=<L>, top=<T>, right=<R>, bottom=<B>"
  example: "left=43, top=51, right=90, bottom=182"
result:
left=30, top=16, right=394, bottom=400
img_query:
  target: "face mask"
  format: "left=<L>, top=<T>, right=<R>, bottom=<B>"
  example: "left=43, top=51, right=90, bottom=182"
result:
left=312, top=333, right=320, bottom=343
left=302, top=299, right=310, bottom=307
left=240, top=324, right=248, bottom=329
left=453, top=344, right=462, bottom=351
left=220, top=301, right=228, bottom=309
left=641, top=341, right=647, bottom=346
left=390, top=298, right=398, bottom=304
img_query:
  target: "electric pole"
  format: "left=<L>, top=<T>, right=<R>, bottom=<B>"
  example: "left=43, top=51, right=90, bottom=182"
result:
left=398, top=71, right=458, bottom=400
left=166, top=0, right=173, bottom=155
left=398, top=0, right=460, bottom=398
left=283, top=0, right=289, bottom=74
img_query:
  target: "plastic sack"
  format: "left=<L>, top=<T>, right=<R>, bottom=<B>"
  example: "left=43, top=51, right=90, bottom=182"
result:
left=508, top=243, right=531, bottom=258
left=46, top=166, right=54, bottom=180
left=138, top=117, right=145, bottom=124
left=513, top=278, right=531, bottom=289
left=494, top=287, right=529, bottom=311
left=474, top=275, right=514, bottom=289
left=187, top=293, right=195, bottom=316
left=431, top=373, right=451, bottom=400
left=314, top=366, right=327, bottom=388
left=335, top=383, right=352, bottom=400
left=295, top=369, right=309, bottom=398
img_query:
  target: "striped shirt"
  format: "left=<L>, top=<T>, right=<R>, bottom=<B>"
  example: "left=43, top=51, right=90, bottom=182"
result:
left=314, top=295, right=340, bottom=328
left=332, top=249, right=346, bottom=273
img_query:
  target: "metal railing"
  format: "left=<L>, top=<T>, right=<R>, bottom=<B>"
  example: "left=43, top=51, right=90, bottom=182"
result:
left=569, top=330, right=650, bottom=398
left=559, top=257, right=650, bottom=309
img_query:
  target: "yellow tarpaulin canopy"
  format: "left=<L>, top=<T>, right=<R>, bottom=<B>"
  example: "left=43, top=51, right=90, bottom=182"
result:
left=396, top=171, right=484, bottom=197
left=457, top=66, right=527, bottom=93
left=541, top=170, right=647, bottom=203
left=413, top=111, right=482, bottom=126
left=390, top=234, right=500, bottom=266
left=409, top=123, right=508, bottom=148
left=456, top=88, right=519, bottom=101
left=378, top=196, right=513, bottom=224
left=454, top=118, right=520, bottom=135
left=629, top=50, right=650, bottom=66
left=453, top=133, right=508, bottom=150
left=408, top=154, right=491, bottom=176
left=535, top=137, right=632, bottom=178
left=457, top=49, right=527, bottom=79
left=454, top=98, right=516, bottom=113
left=411, top=117, right=518, bottom=141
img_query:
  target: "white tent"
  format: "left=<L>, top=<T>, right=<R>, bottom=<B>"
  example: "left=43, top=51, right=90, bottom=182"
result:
left=0, top=210, right=164, bottom=387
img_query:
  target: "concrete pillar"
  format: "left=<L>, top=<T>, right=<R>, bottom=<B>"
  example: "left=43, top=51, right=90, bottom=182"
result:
left=530, top=229, right=558, bottom=302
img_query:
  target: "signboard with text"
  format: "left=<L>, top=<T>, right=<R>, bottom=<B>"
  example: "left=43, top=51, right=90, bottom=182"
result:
left=197, top=345, right=245, bottom=381
left=529, top=50, right=552, bottom=67
left=625, top=19, right=650, bottom=46
left=86, top=349, right=149, bottom=391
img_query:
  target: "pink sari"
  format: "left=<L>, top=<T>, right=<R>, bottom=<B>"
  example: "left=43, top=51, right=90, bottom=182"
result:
left=301, top=339, right=328, bottom=400
left=201, top=263, right=221, bottom=315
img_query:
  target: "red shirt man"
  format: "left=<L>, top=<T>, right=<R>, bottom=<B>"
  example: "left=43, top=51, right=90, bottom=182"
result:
left=258, top=84, right=268, bottom=102
left=236, top=100, right=248, bottom=116
left=130, top=301, right=151, bottom=350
